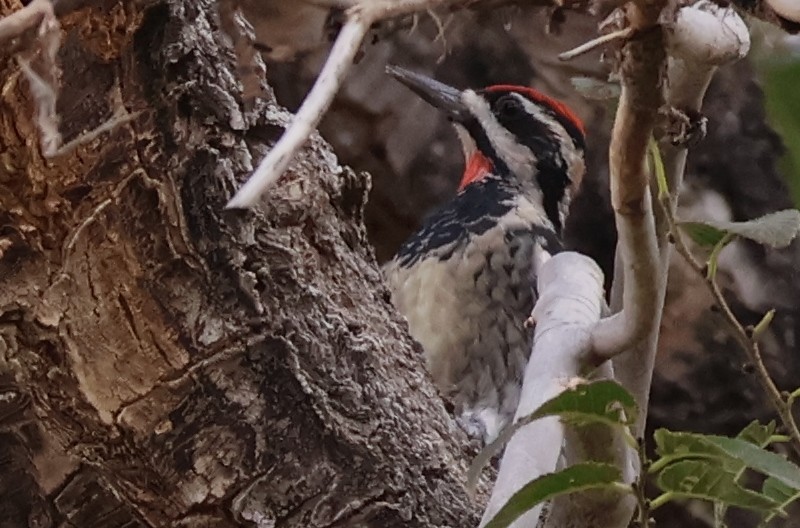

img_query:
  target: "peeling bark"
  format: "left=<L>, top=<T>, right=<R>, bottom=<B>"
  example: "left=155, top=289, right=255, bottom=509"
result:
left=0, top=1, right=482, bottom=526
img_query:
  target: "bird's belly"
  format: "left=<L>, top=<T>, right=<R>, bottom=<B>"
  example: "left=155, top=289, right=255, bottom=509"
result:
left=387, top=227, right=541, bottom=439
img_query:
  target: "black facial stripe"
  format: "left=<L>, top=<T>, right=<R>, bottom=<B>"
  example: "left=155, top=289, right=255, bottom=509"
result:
left=548, top=109, right=586, bottom=152
left=483, top=91, right=586, bottom=151
left=492, top=103, right=568, bottom=233
left=461, top=117, right=510, bottom=176
left=536, top=167, right=569, bottom=234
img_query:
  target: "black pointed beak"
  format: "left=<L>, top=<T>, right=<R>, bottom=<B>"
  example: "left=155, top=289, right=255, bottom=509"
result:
left=386, top=65, right=469, bottom=122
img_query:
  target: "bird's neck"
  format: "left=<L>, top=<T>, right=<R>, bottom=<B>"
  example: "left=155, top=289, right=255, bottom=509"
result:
left=458, top=152, right=493, bottom=191
left=459, top=150, right=571, bottom=234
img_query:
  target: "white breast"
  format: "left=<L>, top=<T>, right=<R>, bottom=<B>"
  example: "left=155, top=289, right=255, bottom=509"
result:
left=384, top=196, right=555, bottom=441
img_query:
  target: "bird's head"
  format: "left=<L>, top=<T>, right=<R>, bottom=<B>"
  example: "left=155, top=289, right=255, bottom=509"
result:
left=387, top=65, right=586, bottom=232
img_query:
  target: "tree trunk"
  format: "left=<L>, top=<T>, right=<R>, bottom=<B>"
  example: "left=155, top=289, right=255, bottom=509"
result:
left=3, top=2, right=798, bottom=528
left=0, top=1, right=481, bottom=526
left=263, top=6, right=800, bottom=527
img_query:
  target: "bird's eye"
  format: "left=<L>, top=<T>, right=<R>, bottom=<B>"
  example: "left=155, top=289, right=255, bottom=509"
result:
left=494, top=95, right=524, bottom=119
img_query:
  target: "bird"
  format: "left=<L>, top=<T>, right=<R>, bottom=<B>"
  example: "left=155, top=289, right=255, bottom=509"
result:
left=382, top=66, right=586, bottom=444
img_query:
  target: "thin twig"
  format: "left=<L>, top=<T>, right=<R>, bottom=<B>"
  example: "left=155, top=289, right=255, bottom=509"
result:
left=659, top=197, right=800, bottom=456
left=558, top=27, right=633, bottom=61
left=224, top=0, right=501, bottom=209
left=0, top=0, right=53, bottom=46
left=224, top=16, right=370, bottom=209
left=49, top=109, right=141, bottom=157
left=634, top=438, right=651, bottom=527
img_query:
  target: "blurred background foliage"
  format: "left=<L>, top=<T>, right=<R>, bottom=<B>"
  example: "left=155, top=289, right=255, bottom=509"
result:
left=757, top=32, right=800, bottom=206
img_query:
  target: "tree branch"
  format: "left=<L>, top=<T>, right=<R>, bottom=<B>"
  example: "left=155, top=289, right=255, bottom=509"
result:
left=659, top=202, right=800, bottom=455
left=479, top=252, right=611, bottom=527
left=224, top=0, right=562, bottom=209
left=0, top=0, right=53, bottom=47
left=608, top=0, right=750, bottom=436
left=589, top=14, right=665, bottom=362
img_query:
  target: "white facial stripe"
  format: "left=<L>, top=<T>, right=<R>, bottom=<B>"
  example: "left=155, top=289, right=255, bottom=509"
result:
left=461, top=90, right=536, bottom=178
left=514, top=93, right=585, bottom=230
left=453, top=123, right=476, bottom=160
left=515, top=95, right=570, bottom=166
left=516, top=93, right=585, bottom=192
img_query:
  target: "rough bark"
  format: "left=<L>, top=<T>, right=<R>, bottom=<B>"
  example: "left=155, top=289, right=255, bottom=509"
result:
left=263, top=6, right=800, bottom=526
left=0, top=1, right=483, bottom=526
left=3, top=2, right=799, bottom=527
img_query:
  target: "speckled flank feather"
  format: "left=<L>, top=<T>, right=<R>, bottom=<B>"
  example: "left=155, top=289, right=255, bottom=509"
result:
left=384, top=175, right=563, bottom=441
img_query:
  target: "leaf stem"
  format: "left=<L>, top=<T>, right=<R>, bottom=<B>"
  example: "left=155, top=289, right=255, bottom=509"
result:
left=648, top=491, right=674, bottom=511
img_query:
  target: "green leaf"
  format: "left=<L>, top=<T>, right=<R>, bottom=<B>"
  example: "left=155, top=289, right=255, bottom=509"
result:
left=678, top=222, right=728, bottom=248
left=531, top=379, right=637, bottom=427
left=715, top=421, right=779, bottom=523
left=653, top=430, right=800, bottom=490
left=737, top=421, right=777, bottom=447
left=760, top=477, right=800, bottom=524
left=653, top=429, right=736, bottom=470
left=484, top=463, right=626, bottom=528
left=762, top=476, right=799, bottom=503
left=684, top=210, right=800, bottom=249
left=468, top=381, right=637, bottom=490
left=704, top=436, right=800, bottom=490
left=648, top=136, right=669, bottom=199
left=656, top=460, right=781, bottom=512
left=654, top=432, right=800, bottom=524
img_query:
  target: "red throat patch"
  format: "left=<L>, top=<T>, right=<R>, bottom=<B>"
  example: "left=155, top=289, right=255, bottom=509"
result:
left=459, top=152, right=493, bottom=191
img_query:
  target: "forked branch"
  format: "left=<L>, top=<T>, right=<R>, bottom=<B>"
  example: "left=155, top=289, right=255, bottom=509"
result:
left=598, top=0, right=750, bottom=437
left=588, top=10, right=664, bottom=362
